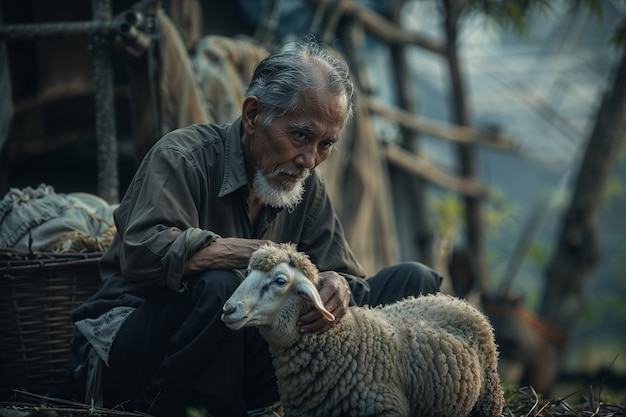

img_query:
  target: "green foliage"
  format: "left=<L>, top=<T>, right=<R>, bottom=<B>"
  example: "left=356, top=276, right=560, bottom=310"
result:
left=428, top=191, right=464, bottom=245
left=428, top=189, right=517, bottom=242
left=612, top=14, right=626, bottom=48
left=571, top=0, right=604, bottom=18
left=466, top=0, right=554, bottom=37
left=525, top=241, right=551, bottom=267
left=465, top=0, right=626, bottom=49
left=502, top=383, right=537, bottom=402
left=89, top=398, right=96, bottom=416
left=603, top=176, right=625, bottom=209
left=482, top=190, right=518, bottom=234
left=187, top=407, right=211, bottom=417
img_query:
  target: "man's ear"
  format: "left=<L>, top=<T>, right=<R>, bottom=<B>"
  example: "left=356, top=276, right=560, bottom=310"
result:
left=242, top=96, right=261, bottom=134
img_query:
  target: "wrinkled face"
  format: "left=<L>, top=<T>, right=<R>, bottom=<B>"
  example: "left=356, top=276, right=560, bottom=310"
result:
left=242, top=88, right=348, bottom=208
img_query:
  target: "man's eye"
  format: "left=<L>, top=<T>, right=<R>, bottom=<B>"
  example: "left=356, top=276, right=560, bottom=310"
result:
left=320, top=140, right=335, bottom=150
left=293, top=131, right=307, bottom=141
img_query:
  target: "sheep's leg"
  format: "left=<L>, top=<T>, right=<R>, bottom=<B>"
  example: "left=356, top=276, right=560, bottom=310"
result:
left=469, top=365, right=505, bottom=417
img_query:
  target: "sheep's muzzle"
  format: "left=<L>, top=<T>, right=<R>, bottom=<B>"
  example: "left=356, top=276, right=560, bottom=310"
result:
left=221, top=301, right=249, bottom=330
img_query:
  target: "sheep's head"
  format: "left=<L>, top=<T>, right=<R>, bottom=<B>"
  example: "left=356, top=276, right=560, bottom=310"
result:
left=221, top=243, right=335, bottom=343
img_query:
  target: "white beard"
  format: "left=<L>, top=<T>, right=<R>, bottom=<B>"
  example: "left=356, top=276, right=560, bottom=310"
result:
left=253, top=169, right=308, bottom=211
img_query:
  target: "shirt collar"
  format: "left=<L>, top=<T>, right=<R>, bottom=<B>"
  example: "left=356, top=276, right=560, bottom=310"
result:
left=219, top=116, right=249, bottom=197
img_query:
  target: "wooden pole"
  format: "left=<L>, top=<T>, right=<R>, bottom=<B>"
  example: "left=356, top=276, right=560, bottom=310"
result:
left=538, top=50, right=626, bottom=392
left=91, top=0, right=119, bottom=203
left=443, top=0, right=490, bottom=294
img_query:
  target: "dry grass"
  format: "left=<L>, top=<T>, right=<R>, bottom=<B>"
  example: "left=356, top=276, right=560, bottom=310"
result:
left=0, top=390, right=149, bottom=417
left=2, top=386, right=626, bottom=417
left=504, top=385, right=626, bottom=417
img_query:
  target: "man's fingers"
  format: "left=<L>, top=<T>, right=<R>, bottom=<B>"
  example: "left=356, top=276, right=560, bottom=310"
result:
left=298, top=272, right=351, bottom=333
left=299, top=313, right=334, bottom=333
left=298, top=311, right=323, bottom=333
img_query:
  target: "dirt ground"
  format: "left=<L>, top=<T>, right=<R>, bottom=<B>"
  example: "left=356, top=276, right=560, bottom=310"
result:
left=2, top=385, right=626, bottom=417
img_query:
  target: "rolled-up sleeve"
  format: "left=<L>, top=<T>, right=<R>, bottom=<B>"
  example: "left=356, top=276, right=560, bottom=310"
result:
left=112, top=139, right=219, bottom=290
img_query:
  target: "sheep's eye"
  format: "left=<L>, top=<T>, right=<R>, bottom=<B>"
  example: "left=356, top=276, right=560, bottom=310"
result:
left=274, top=275, right=288, bottom=287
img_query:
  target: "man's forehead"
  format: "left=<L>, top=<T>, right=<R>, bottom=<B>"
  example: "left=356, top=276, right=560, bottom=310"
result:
left=290, top=120, right=342, bottom=143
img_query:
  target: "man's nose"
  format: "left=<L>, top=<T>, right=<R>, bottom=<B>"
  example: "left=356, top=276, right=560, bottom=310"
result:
left=295, top=147, right=316, bottom=169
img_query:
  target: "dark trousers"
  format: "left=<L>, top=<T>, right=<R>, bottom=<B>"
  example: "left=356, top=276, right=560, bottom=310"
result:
left=102, top=262, right=442, bottom=417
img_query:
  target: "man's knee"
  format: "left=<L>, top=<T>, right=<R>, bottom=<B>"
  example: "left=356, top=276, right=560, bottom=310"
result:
left=185, top=269, right=243, bottom=305
left=366, top=262, right=442, bottom=306
left=391, top=262, right=443, bottom=294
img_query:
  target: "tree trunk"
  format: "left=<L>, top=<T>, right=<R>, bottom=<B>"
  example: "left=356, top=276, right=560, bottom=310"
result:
left=538, top=50, right=626, bottom=392
left=442, top=0, right=490, bottom=294
left=389, top=0, right=434, bottom=266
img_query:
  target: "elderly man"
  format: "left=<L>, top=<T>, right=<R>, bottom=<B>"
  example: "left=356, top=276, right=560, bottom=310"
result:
left=69, top=39, right=442, bottom=417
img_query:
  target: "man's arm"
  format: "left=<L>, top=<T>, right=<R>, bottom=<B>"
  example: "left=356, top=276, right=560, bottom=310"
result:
left=186, top=237, right=351, bottom=333
left=184, top=237, right=277, bottom=273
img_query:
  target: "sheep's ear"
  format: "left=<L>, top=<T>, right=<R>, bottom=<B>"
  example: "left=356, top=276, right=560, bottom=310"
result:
left=296, top=281, right=336, bottom=321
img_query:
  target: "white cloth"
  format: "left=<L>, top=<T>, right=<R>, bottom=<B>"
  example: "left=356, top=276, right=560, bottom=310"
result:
left=0, top=184, right=118, bottom=252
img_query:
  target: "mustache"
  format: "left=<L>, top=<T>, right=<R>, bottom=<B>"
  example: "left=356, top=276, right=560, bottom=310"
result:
left=266, top=167, right=309, bottom=180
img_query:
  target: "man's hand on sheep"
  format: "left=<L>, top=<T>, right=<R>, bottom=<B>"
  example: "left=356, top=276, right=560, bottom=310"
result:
left=187, top=238, right=350, bottom=333
left=297, top=271, right=350, bottom=333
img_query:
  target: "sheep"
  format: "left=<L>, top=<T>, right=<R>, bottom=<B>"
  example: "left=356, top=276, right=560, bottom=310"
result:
left=221, top=243, right=505, bottom=417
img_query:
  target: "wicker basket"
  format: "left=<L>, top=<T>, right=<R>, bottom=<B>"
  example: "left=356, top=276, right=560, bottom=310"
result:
left=0, top=253, right=102, bottom=396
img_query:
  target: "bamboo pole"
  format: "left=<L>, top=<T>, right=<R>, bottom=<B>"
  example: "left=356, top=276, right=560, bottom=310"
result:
left=366, top=98, right=517, bottom=149
left=385, top=144, right=487, bottom=198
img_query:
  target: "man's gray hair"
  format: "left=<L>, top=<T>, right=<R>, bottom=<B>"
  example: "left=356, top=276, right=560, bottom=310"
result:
left=244, top=39, right=356, bottom=126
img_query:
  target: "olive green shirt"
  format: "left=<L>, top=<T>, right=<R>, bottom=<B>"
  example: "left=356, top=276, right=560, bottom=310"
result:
left=73, top=118, right=365, bottom=323
left=71, top=118, right=366, bottom=402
